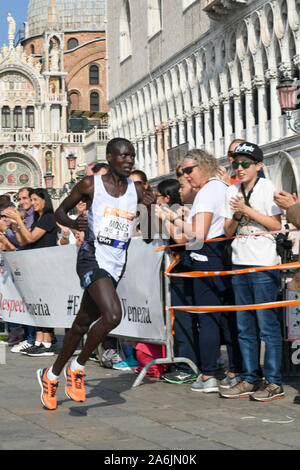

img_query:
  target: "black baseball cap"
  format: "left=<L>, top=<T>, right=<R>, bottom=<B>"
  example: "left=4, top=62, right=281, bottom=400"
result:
left=233, top=142, right=263, bottom=162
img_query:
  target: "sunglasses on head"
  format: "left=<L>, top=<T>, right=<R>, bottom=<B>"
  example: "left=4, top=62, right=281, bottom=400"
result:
left=232, top=160, right=256, bottom=170
left=181, top=165, right=198, bottom=175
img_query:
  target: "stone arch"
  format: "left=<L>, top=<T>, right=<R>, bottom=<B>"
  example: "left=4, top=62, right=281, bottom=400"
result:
left=163, top=71, right=175, bottom=121
left=0, top=150, right=42, bottom=191
left=236, top=20, right=249, bottom=60
left=273, top=151, right=299, bottom=194
left=0, top=64, right=42, bottom=104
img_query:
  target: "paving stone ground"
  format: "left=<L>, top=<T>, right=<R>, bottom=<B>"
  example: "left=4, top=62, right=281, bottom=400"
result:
left=1, top=335, right=300, bottom=451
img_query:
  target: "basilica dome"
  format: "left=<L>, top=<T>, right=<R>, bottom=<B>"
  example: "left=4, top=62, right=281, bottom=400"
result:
left=26, top=0, right=106, bottom=38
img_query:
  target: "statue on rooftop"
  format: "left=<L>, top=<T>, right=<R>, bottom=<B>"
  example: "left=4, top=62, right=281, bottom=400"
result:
left=7, top=12, right=16, bottom=48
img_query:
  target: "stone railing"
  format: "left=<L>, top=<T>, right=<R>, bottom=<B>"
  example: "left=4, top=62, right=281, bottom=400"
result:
left=0, top=127, right=109, bottom=145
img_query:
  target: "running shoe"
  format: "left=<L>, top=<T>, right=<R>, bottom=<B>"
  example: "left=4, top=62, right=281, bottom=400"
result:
left=113, top=355, right=139, bottom=371
left=219, top=373, right=241, bottom=389
left=26, top=344, right=55, bottom=357
left=112, top=360, right=132, bottom=371
left=37, top=368, right=59, bottom=411
left=162, top=370, right=198, bottom=384
left=64, top=364, right=86, bottom=402
left=10, top=340, right=33, bottom=354
left=219, top=379, right=261, bottom=399
left=250, top=382, right=285, bottom=402
left=191, top=375, right=219, bottom=393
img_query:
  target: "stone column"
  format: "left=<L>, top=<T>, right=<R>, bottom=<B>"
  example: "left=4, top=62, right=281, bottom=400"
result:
left=156, top=125, right=164, bottom=176
left=221, top=93, right=233, bottom=154
left=149, top=132, right=157, bottom=178
left=254, top=76, right=268, bottom=145
left=202, top=103, right=212, bottom=152
left=178, top=117, right=186, bottom=145
left=61, top=105, right=67, bottom=133
left=36, top=105, right=42, bottom=133
left=265, top=69, right=281, bottom=142
left=169, top=120, right=178, bottom=148
left=10, top=108, right=14, bottom=130
left=185, top=113, right=195, bottom=149
left=230, top=88, right=243, bottom=140
left=194, top=107, right=203, bottom=148
left=22, top=107, right=26, bottom=130
left=143, top=133, right=151, bottom=179
left=241, top=83, right=255, bottom=143
left=45, top=104, right=51, bottom=133
left=162, top=122, right=170, bottom=174
left=0, top=107, right=2, bottom=131
left=137, top=138, right=145, bottom=171
left=211, top=98, right=222, bottom=158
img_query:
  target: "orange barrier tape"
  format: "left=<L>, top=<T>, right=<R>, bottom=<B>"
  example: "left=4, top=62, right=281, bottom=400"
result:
left=166, top=261, right=300, bottom=279
left=165, top=253, right=181, bottom=275
left=156, top=228, right=298, bottom=252
left=166, top=298, right=300, bottom=313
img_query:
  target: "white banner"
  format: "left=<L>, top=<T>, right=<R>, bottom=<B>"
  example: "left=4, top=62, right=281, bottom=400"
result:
left=0, top=239, right=166, bottom=342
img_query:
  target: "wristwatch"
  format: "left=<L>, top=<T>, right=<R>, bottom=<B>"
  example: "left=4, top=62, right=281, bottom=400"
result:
left=233, top=213, right=242, bottom=222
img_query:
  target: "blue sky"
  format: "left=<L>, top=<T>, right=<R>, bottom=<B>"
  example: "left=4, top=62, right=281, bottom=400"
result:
left=0, top=0, right=28, bottom=48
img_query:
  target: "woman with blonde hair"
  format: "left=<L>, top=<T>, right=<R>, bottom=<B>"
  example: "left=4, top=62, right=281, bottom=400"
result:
left=170, top=149, right=242, bottom=393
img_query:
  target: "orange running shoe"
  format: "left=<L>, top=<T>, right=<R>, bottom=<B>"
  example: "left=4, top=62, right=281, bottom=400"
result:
left=64, top=364, right=86, bottom=402
left=37, top=368, right=59, bottom=411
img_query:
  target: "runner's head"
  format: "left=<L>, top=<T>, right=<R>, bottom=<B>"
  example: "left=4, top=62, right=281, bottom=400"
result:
left=106, top=138, right=136, bottom=178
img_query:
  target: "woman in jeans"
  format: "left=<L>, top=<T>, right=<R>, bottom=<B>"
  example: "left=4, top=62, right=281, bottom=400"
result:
left=4, top=188, right=58, bottom=356
left=169, top=149, right=242, bottom=393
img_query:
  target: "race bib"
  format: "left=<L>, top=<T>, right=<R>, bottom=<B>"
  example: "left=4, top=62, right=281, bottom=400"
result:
left=97, top=206, right=135, bottom=250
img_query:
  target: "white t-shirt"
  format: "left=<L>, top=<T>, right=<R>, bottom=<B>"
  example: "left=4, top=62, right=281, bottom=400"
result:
left=188, top=178, right=228, bottom=260
left=221, top=178, right=283, bottom=266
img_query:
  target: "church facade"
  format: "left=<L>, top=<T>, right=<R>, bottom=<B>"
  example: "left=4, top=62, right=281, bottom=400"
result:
left=107, top=0, right=300, bottom=192
left=0, top=0, right=108, bottom=200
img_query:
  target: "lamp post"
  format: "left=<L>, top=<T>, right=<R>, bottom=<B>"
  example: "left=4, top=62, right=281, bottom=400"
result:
left=277, top=76, right=300, bottom=133
left=43, top=152, right=83, bottom=200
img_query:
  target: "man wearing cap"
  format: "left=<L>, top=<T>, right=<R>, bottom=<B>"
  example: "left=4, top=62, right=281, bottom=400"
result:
left=220, top=142, right=285, bottom=402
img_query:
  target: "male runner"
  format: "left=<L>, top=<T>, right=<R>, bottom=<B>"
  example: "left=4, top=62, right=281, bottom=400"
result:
left=37, top=138, right=154, bottom=410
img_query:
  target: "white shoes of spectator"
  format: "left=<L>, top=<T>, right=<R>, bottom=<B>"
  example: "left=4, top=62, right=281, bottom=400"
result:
left=10, top=340, right=34, bottom=354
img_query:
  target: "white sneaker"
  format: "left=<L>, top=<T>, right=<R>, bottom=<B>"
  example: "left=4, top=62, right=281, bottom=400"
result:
left=11, top=340, right=33, bottom=354
left=191, top=375, right=219, bottom=393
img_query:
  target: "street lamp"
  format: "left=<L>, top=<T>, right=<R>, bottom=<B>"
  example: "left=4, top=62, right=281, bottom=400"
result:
left=43, top=152, right=80, bottom=200
left=277, top=76, right=300, bottom=133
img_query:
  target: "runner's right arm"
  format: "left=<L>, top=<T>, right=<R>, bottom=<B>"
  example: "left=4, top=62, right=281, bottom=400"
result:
left=55, top=176, right=94, bottom=232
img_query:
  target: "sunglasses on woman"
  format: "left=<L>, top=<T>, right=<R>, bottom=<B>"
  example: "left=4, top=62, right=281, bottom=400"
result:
left=232, top=161, right=256, bottom=170
left=181, top=165, right=198, bottom=175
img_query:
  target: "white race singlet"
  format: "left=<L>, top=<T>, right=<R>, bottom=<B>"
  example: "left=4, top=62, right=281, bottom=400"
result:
left=86, top=175, right=138, bottom=281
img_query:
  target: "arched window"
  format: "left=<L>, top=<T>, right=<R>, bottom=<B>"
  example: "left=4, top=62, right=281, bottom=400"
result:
left=120, top=0, right=132, bottom=62
left=69, top=91, right=80, bottom=111
left=26, top=106, right=35, bottom=128
left=90, top=92, right=99, bottom=112
left=14, top=106, right=22, bottom=129
left=148, top=0, right=162, bottom=38
left=30, top=44, right=35, bottom=54
left=89, top=65, right=99, bottom=85
left=67, top=38, right=78, bottom=50
left=2, top=107, right=10, bottom=129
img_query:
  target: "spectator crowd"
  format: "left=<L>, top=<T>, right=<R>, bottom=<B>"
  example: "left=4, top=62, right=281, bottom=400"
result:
left=1, top=140, right=300, bottom=404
